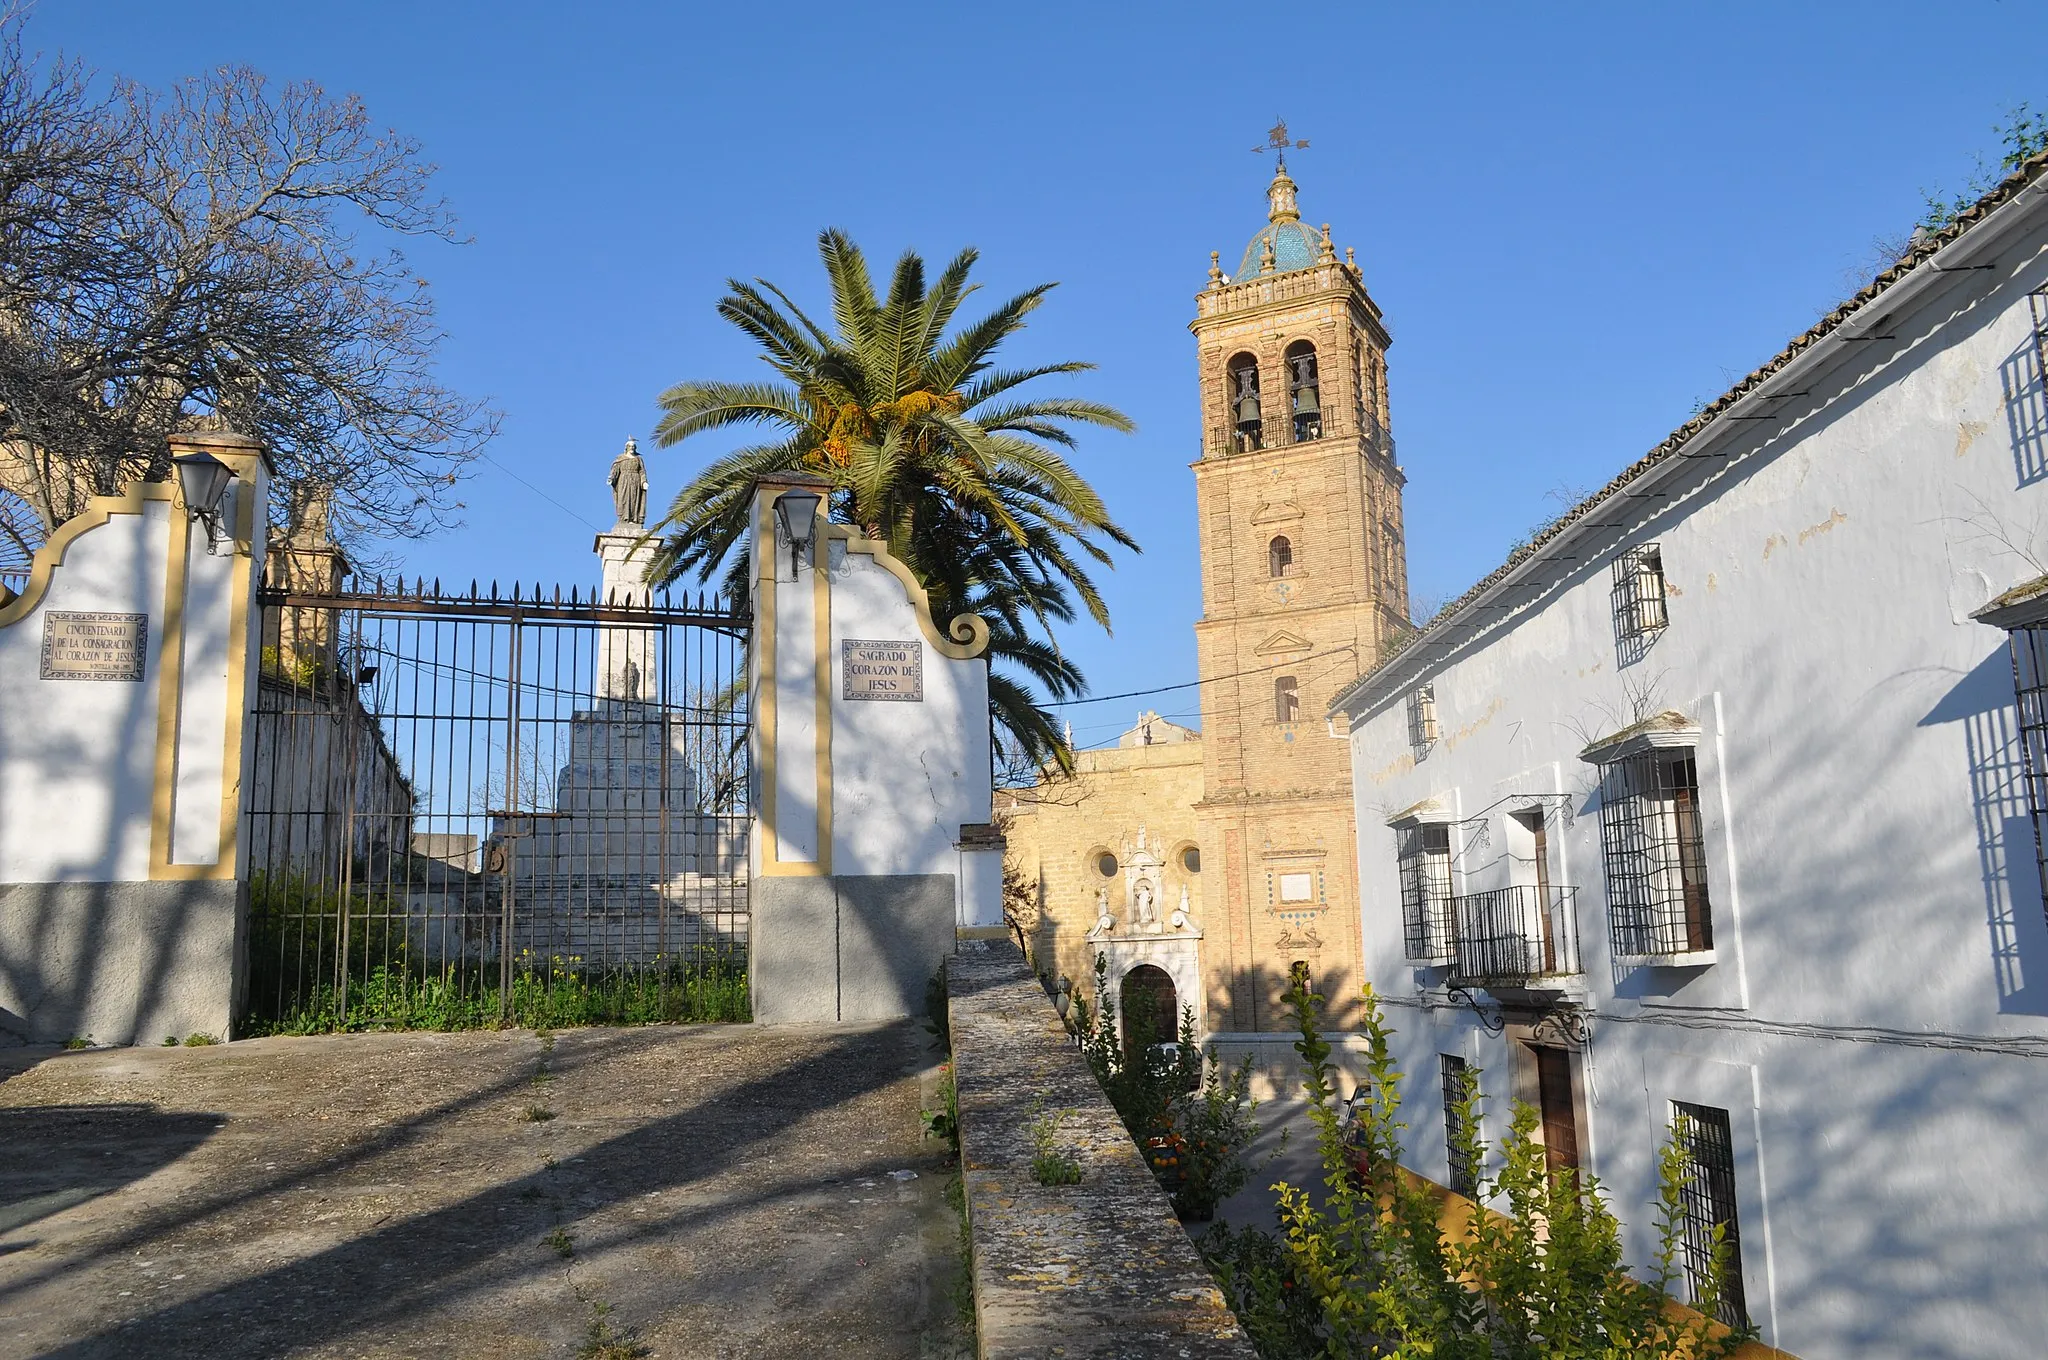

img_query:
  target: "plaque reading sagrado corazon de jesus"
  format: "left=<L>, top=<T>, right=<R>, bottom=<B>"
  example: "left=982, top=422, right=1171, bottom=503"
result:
left=40, top=611, right=148, bottom=681
left=842, top=638, right=922, bottom=701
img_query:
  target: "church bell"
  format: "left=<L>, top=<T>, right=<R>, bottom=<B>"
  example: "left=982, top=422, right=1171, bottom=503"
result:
left=1293, top=384, right=1320, bottom=416
left=1236, top=393, right=1262, bottom=426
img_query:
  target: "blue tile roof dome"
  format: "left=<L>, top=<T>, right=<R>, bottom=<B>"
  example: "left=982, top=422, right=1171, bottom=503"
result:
left=1232, top=165, right=1329, bottom=280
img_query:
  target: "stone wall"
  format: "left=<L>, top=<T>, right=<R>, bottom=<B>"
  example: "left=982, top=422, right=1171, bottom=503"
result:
left=946, top=938, right=1255, bottom=1359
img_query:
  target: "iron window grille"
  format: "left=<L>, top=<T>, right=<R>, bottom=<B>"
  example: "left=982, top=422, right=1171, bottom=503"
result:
left=1449, top=885, right=1581, bottom=985
left=2007, top=624, right=2048, bottom=924
left=1274, top=675, right=1301, bottom=723
left=1672, top=1102, right=1748, bottom=1329
left=2032, top=286, right=2048, bottom=385
left=1611, top=545, right=1669, bottom=645
left=1269, top=535, right=1294, bottom=577
left=1408, top=683, right=1440, bottom=750
left=1597, top=750, right=1714, bottom=957
left=1398, top=823, right=1455, bottom=963
left=1440, top=1055, right=1477, bottom=1196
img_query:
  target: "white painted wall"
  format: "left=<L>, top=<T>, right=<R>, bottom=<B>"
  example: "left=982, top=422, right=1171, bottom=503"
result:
left=1337, top=197, right=2048, bottom=1357
left=0, top=500, right=171, bottom=881
left=826, top=542, right=992, bottom=877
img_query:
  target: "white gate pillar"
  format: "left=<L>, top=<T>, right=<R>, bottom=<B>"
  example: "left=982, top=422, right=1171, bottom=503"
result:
left=747, top=474, right=997, bottom=1022
left=0, top=432, right=270, bottom=1044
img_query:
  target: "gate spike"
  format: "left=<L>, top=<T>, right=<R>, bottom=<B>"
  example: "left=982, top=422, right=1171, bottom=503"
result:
left=552, top=583, right=561, bottom=604
left=469, top=579, right=478, bottom=599
left=490, top=580, right=499, bottom=601
left=432, top=577, right=441, bottom=596
left=570, top=584, right=579, bottom=604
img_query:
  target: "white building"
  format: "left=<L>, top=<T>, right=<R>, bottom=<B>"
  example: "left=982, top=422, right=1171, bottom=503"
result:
left=1330, top=151, right=2048, bottom=1359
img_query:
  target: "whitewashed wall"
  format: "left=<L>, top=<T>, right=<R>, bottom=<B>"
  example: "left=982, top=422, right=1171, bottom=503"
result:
left=0, top=433, right=269, bottom=1044
left=1338, top=196, right=2048, bottom=1357
left=746, top=477, right=996, bottom=1022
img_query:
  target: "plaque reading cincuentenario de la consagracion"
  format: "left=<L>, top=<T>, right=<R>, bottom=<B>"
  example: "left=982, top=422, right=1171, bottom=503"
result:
left=40, top=611, right=148, bottom=681
left=841, top=638, right=922, bottom=701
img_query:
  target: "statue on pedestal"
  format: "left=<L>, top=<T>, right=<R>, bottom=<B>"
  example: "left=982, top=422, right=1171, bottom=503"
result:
left=609, top=437, right=648, bottom=526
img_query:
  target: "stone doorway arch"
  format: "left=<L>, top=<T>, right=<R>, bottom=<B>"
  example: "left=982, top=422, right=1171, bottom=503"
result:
left=1121, top=963, right=1179, bottom=1053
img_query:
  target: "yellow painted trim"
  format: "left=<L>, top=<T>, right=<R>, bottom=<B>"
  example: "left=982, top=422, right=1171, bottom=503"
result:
left=753, top=490, right=834, bottom=877
left=811, top=528, right=833, bottom=875
left=755, top=492, right=781, bottom=869
left=0, top=482, right=175, bottom=630
left=822, top=523, right=991, bottom=659
left=148, top=491, right=193, bottom=876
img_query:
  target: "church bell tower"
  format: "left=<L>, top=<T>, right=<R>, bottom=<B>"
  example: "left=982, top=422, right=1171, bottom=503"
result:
left=1190, top=145, right=1409, bottom=1033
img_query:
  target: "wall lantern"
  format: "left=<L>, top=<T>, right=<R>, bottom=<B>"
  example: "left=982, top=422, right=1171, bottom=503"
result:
left=172, top=449, right=236, bottom=555
left=773, top=488, right=822, bottom=580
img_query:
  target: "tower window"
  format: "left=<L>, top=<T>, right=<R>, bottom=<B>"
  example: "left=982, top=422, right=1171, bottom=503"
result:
left=1286, top=341, right=1321, bottom=443
left=1228, top=354, right=1263, bottom=452
left=1274, top=675, right=1300, bottom=723
left=1268, top=535, right=1294, bottom=577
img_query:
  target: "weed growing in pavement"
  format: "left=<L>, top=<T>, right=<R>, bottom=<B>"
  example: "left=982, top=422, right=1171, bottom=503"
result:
left=576, top=1298, right=646, bottom=1359
left=544, top=1227, right=574, bottom=1258
left=63, top=1036, right=91, bottom=1050
left=523, top=1106, right=557, bottom=1123
left=921, top=1064, right=958, bottom=1151
left=182, top=1033, right=219, bottom=1046
left=162, top=1036, right=178, bottom=1046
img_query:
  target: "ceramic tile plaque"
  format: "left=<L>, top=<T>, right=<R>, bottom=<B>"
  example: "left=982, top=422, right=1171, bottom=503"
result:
left=841, top=638, right=922, bottom=701
left=40, top=611, right=149, bottom=681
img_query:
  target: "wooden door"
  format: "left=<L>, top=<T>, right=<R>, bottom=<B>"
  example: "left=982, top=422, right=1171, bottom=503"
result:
left=1531, top=1045, right=1580, bottom=1174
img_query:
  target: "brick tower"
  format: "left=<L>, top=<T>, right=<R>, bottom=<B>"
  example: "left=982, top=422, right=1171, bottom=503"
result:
left=1191, top=153, right=1409, bottom=1033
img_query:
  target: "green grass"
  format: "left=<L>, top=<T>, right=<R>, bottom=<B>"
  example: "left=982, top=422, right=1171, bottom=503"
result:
left=242, top=872, right=750, bottom=1034
left=544, top=1227, right=574, bottom=1259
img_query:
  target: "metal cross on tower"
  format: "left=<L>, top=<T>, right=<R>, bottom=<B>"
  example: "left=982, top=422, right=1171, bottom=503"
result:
left=1254, top=119, right=1310, bottom=168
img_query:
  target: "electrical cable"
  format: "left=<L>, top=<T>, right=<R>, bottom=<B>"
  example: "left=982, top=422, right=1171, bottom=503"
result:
left=1044, top=644, right=1360, bottom=707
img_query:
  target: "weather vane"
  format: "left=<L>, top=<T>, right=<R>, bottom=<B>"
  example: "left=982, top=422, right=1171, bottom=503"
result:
left=1254, top=119, right=1309, bottom=169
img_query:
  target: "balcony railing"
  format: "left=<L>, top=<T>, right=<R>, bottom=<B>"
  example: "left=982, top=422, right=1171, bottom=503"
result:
left=1449, top=886, right=1581, bottom=988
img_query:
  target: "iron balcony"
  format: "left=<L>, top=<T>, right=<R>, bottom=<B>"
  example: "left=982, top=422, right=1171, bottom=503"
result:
left=1448, top=885, right=1582, bottom=989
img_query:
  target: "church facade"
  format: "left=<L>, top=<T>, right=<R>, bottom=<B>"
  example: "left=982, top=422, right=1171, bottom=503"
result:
left=1004, top=157, right=1411, bottom=1048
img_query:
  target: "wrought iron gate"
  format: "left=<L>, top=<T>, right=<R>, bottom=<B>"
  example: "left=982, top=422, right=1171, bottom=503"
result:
left=243, top=574, right=750, bottom=1031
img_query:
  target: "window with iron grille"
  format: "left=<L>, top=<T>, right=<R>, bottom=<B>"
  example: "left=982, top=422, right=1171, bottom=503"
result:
left=1407, top=683, right=1439, bottom=750
left=1597, top=749, right=1714, bottom=956
left=1440, top=1054, right=1477, bottom=1195
left=1611, top=545, right=1668, bottom=644
left=1269, top=535, right=1294, bottom=577
left=2007, top=624, right=2048, bottom=924
left=1398, top=823, right=1455, bottom=962
left=1274, top=675, right=1300, bottom=723
left=1672, top=1101, right=1748, bottom=1329
left=2032, top=287, right=2048, bottom=386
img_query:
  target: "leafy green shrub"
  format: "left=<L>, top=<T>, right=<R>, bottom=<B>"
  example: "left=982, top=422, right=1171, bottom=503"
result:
left=1072, top=953, right=1266, bottom=1219
left=1202, top=978, right=1751, bottom=1359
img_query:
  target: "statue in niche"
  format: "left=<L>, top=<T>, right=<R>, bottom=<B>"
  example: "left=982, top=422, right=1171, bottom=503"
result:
left=1095, top=886, right=1114, bottom=934
left=1124, top=826, right=1166, bottom=934
left=609, top=437, right=648, bottom=526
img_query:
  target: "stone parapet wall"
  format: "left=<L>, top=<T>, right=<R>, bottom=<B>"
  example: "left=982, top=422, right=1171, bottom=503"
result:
left=946, top=938, right=1255, bottom=1359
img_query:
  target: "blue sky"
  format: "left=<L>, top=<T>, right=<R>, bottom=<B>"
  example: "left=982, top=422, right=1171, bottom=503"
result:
left=30, top=1, right=2048, bottom=748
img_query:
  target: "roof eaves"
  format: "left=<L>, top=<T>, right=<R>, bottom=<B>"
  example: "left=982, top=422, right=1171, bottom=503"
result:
left=1330, top=146, right=2048, bottom=720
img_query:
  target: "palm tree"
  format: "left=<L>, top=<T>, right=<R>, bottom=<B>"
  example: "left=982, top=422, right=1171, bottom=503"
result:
left=647, top=229, right=1136, bottom=771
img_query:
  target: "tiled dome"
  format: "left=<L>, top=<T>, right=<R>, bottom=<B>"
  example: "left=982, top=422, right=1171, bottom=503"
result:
left=1234, top=219, right=1324, bottom=281
left=1231, top=163, right=1326, bottom=281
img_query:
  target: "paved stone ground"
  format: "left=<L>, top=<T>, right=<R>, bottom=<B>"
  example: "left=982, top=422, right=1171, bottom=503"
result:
left=0, top=1023, right=967, bottom=1360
